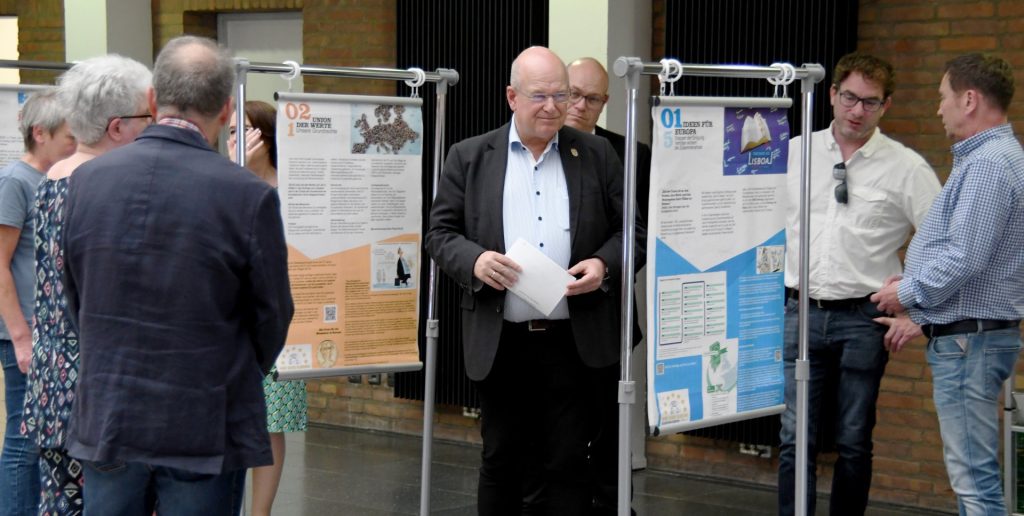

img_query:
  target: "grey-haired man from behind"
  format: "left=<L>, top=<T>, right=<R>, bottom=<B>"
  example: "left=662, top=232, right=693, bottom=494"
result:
left=62, top=35, right=293, bottom=514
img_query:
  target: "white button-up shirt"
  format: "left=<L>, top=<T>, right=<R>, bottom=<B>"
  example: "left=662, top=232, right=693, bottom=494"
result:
left=502, top=119, right=571, bottom=321
left=784, top=124, right=941, bottom=299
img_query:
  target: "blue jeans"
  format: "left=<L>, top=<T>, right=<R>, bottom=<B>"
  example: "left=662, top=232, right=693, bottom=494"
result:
left=82, top=460, right=239, bottom=516
left=778, top=299, right=889, bottom=516
left=928, top=327, right=1021, bottom=516
left=0, top=339, right=40, bottom=516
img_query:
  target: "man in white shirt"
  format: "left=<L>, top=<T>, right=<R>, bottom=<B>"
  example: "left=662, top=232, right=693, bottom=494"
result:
left=777, top=53, right=941, bottom=515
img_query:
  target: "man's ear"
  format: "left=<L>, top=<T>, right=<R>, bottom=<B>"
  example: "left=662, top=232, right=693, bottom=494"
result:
left=963, top=89, right=979, bottom=115
left=217, top=99, right=232, bottom=126
left=506, top=86, right=517, bottom=111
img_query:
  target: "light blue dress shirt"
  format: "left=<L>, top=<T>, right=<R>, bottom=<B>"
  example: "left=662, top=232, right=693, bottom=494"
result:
left=502, top=119, right=571, bottom=322
left=899, top=124, right=1024, bottom=324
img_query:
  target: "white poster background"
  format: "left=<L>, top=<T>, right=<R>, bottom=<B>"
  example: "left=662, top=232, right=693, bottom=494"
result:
left=276, top=92, right=423, bottom=260
left=274, top=92, right=424, bottom=379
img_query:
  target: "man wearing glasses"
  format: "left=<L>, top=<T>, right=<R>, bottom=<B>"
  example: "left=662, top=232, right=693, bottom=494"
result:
left=426, top=46, right=640, bottom=515
left=566, top=57, right=652, bottom=220
left=872, top=53, right=1023, bottom=515
left=777, top=52, right=940, bottom=515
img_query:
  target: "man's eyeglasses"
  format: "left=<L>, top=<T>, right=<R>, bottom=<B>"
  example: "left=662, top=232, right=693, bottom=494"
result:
left=517, top=90, right=570, bottom=105
left=836, top=90, right=884, bottom=112
left=569, top=91, right=607, bottom=108
left=833, top=162, right=848, bottom=204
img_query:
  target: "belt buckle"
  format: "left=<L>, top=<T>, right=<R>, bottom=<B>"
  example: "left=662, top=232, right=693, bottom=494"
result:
left=527, top=320, right=547, bottom=332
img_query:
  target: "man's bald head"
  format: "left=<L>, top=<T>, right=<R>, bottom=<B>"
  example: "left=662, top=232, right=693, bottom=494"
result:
left=566, top=57, right=610, bottom=133
left=506, top=47, right=570, bottom=153
left=510, top=46, right=569, bottom=91
left=153, top=35, right=235, bottom=119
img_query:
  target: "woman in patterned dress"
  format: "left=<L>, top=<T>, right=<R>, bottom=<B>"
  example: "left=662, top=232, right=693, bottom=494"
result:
left=228, top=100, right=308, bottom=516
left=21, top=55, right=151, bottom=516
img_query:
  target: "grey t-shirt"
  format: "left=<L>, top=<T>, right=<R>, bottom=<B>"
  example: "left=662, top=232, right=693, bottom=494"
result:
left=0, top=159, right=44, bottom=340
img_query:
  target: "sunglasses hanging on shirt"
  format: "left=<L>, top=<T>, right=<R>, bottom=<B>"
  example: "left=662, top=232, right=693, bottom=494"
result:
left=833, top=162, right=848, bottom=204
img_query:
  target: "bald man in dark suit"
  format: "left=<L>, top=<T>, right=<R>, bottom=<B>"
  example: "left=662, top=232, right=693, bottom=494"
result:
left=426, top=47, right=643, bottom=515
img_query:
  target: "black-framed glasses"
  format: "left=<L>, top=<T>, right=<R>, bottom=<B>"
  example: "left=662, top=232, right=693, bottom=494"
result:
left=106, top=113, right=152, bottom=132
left=569, top=90, right=607, bottom=108
left=836, top=90, right=885, bottom=112
left=833, top=162, right=848, bottom=204
left=517, top=89, right=571, bottom=105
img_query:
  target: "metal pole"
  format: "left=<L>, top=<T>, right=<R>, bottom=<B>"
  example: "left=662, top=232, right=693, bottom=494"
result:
left=420, top=69, right=457, bottom=516
left=794, top=69, right=819, bottom=516
left=233, top=59, right=249, bottom=168
left=613, top=56, right=643, bottom=516
left=244, top=61, right=455, bottom=85
left=0, top=59, right=71, bottom=72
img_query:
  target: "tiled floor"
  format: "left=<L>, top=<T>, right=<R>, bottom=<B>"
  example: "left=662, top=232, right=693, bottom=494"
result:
left=257, top=425, right=949, bottom=515
left=0, top=367, right=949, bottom=515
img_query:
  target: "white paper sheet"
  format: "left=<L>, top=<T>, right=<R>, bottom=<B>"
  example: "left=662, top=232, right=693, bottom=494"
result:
left=504, top=238, right=576, bottom=317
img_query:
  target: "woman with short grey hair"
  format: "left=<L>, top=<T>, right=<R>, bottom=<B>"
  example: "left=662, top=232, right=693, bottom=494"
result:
left=58, top=54, right=152, bottom=146
left=0, top=86, right=75, bottom=516
left=21, top=54, right=150, bottom=516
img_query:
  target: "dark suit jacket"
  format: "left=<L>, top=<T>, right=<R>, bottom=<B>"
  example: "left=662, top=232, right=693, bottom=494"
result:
left=425, top=123, right=643, bottom=381
left=595, top=125, right=652, bottom=222
left=62, top=124, right=294, bottom=474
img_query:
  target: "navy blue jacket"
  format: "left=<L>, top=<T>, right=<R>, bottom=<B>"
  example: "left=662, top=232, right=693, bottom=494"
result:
left=62, top=124, right=294, bottom=474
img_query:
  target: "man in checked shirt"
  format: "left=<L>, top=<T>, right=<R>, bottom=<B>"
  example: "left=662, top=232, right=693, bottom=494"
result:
left=873, top=53, right=1024, bottom=515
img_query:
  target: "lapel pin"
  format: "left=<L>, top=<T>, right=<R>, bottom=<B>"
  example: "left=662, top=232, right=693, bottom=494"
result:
left=570, top=148, right=579, bottom=157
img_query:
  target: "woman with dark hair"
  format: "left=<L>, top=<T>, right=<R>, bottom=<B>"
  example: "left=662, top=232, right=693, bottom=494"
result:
left=228, top=100, right=307, bottom=516
left=229, top=100, right=278, bottom=186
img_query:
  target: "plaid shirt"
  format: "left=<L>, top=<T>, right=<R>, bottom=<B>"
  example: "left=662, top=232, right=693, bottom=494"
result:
left=157, top=117, right=205, bottom=138
left=899, top=124, right=1024, bottom=324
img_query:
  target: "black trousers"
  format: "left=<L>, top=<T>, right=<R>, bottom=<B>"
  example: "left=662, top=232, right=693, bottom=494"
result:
left=587, top=361, right=630, bottom=515
left=474, top=321, right=592, bottom=516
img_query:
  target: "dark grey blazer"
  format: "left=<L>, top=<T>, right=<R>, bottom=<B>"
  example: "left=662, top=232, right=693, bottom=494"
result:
left=62, top=124, right=294, bottom=474
left=425, top=123, right=642, bottom=381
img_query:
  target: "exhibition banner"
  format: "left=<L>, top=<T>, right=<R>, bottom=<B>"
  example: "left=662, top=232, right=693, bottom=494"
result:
left=274, top=92, right=424, bottom=380
left=0, top=85, right=47, bottom=164
left=647, top=96, right=790, bottom=434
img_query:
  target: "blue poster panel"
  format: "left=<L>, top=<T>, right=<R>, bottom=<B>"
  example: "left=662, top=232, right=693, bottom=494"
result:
left=647, top=98, right=790, bottom=434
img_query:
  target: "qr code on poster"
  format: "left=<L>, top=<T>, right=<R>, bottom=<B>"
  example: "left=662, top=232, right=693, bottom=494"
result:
left=323, top=304, right=338, bottom=323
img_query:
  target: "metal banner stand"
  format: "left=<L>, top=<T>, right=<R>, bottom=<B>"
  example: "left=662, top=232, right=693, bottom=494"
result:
left=613, top=57, right=824, bottom=516
left=233, top=61, right=458, bottom=516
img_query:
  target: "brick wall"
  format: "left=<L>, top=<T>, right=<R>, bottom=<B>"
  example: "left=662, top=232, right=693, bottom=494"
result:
left=1, top=1, right=65, bottom=84
left=152, top=0, right=395, bottom=95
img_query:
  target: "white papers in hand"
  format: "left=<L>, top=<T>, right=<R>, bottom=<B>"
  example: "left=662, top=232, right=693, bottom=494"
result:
left=504, top=238, right=576, bottom=317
